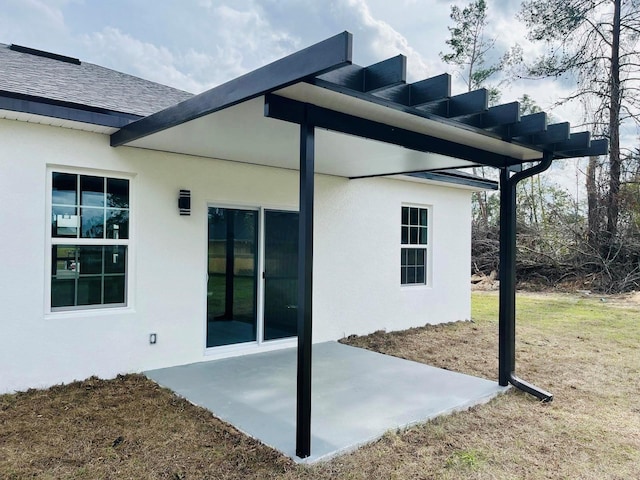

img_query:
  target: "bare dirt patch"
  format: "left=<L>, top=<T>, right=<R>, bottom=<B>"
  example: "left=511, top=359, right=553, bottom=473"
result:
left=2, top=291, right=639, bottom=479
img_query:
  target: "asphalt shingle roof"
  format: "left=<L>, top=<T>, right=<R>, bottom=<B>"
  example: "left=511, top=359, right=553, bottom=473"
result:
left=0, top=43, right=193, bottom=117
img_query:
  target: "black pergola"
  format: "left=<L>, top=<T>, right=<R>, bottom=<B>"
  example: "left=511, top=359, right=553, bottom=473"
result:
left=111, top=32, right=607, bottom=459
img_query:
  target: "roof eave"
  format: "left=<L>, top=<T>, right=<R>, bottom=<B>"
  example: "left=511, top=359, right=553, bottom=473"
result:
left=0, top=91, right=140, bottom=128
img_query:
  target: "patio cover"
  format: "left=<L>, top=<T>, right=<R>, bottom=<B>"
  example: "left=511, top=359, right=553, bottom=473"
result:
left=110, top=32, right=607, bottom=458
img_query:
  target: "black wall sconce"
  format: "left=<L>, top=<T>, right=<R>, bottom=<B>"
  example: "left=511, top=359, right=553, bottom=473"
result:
left=179, top=189, right=191, bottom=215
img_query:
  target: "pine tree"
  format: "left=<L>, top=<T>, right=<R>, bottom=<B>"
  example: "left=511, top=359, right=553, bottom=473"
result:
left=519, top=0, right=640, bottom=240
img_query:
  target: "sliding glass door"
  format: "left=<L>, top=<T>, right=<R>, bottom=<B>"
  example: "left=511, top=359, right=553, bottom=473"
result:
left=206, top=207, right=258, bottom=347
left=206, top=207, right=298, bottom=348
left=263, top=210, right=299, bottom=341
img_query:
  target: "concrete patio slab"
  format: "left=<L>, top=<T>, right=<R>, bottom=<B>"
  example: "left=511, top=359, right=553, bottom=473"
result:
left=145, top=341, right=506, bottom=463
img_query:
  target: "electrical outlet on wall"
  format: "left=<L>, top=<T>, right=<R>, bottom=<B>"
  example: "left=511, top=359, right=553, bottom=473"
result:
left=149, top=333, right=157, bottom=344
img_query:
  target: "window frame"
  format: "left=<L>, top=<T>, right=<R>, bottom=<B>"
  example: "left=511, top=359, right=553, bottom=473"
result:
left=400, top=204, right=431, bottom=287
left=46, top=167, right=133, bottom=313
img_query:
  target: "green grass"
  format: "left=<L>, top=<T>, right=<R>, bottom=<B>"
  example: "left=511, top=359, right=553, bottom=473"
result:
left=445, top=448, right=486, bottom=470
left=473, top=291, right=640, bottom=346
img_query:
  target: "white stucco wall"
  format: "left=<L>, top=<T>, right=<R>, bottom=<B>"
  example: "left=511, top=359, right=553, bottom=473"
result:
left=0, top=118, right=472, bottom=393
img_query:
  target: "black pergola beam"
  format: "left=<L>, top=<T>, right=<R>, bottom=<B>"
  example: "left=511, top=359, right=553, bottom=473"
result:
left=368, top=73, right=454, bottom=108
left=314, top=55, right=406, bottom=94
left=524, top=122, right=571, bottom=146
left=410, top=73, right=451, bottom=105
left=555, top=138, right=608, bottom=158
left=111, top=31, right=353, bottom=146
left=364, top=55, right=406, bottom=92
left=415, top=98, right=449, bottom=116
left=507, top=112, right=548, bottom=139
left=483, top=101, right=520, bottom=128
left=264, top=94, right=513, bottom=168
left=316, top=64, right=364, bottom=91
left=449, top=89, right=489, bottom=118
left=371, top=83, right=412, bottom=105
left=554, top=131, right=590, bottom=153
left=415, top=88, right=488, bottom=118
left=456, top=101, right=521, bottom=130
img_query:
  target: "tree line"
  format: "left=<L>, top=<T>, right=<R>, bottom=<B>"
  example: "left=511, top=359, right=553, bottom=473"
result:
left=441, top=0, right=640, bottom=292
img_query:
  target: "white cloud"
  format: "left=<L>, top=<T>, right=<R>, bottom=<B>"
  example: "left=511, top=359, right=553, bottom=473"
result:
left=0, top=0, right=68, bottom=49
left=19, top=0, right=66, bottom=25
left=82, top=27, right=208, bottom=93
left=79, top=2, right=305, bottom=94
left=337, top=0, right=435, bottom=80
left=204, top=4, right=300, bottom=82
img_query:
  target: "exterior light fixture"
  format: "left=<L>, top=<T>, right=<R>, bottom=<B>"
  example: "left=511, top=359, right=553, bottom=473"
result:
left=179, top=189, right=191, bottom=215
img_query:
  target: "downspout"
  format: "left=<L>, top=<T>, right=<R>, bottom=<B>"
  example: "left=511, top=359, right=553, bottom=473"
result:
left=498, top=152, right=554, bottom=402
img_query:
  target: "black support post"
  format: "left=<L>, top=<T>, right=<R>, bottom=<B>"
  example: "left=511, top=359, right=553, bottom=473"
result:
left=498, top=166, right=515, bottom=386
left=296, top=110, right=314, bottom=458
left=498, top=154, right=554, bottom=402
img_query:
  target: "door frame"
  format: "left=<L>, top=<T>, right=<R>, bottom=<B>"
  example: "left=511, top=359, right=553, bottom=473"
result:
left=204, top=202, right=299, bottom=358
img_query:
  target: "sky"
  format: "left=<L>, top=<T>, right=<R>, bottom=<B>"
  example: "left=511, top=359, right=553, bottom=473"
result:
left=0, top=0, right=628, bottom=198
left=0, top=0, right=562, bottom=102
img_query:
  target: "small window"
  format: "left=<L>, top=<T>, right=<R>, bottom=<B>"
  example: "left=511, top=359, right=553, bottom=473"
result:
left=401, top=206, right=428, bottom=285
left=50, top=172, right=130, bottom=310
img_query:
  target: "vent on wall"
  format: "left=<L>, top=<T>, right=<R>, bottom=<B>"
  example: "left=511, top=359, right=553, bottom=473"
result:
left=9, top=44, right=81, bottom=65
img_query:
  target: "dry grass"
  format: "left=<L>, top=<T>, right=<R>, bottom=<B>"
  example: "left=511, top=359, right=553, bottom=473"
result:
left=2, top=291, right=639, bottom=479
left=0, top=375, right=293, bottom=479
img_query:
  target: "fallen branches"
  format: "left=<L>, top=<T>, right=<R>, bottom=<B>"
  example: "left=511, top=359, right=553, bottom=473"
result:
left=472, top=219, right=640, bottom=293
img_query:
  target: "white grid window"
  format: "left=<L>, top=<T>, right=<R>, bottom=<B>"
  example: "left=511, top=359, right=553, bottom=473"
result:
left=401, top=206, right=428, bottom=285
left=50, top=172, right=129, bottom=309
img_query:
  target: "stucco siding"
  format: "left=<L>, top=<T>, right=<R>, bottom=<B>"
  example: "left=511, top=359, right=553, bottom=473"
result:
left=0, top=118, right=472, bottom=393
left=313, top=174, right=472, bottom=341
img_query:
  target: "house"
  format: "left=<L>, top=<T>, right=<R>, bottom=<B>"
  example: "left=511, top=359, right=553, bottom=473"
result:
left=0, top=37, right=491, bottom=394
left=0, top=33, right=604, bottom=457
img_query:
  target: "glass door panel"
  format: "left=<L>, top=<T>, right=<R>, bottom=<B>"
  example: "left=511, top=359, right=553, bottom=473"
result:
left=263, top=210, right=298, bottom=341
left=207, top=207, right=258, bottom=347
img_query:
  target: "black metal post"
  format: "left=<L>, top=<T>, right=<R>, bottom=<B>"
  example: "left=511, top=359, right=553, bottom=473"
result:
left=498, top=155, right=554, bottom=402
left=296, top=110, right=314, bottom=458
left=498, top=167, right=515, bottom=386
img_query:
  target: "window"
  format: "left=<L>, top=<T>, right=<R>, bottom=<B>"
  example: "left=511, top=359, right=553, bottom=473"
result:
left=401, top=206, right=428, bottom=285
left=50, top=172, right=130, bottom=310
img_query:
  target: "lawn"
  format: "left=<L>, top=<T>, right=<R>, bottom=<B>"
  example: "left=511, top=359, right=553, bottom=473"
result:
left=1, top=292, right=639, bottom=479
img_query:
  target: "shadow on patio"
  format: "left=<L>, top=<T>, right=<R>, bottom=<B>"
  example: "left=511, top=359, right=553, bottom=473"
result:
left=145, top=341, right=506, bottom=463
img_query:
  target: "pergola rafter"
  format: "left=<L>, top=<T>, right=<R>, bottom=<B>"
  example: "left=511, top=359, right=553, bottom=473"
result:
left=310, top=57, right=604, bottom=160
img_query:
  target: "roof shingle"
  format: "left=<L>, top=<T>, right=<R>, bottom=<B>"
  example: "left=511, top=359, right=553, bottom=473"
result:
left=0, top=43, right=193, bottom=117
